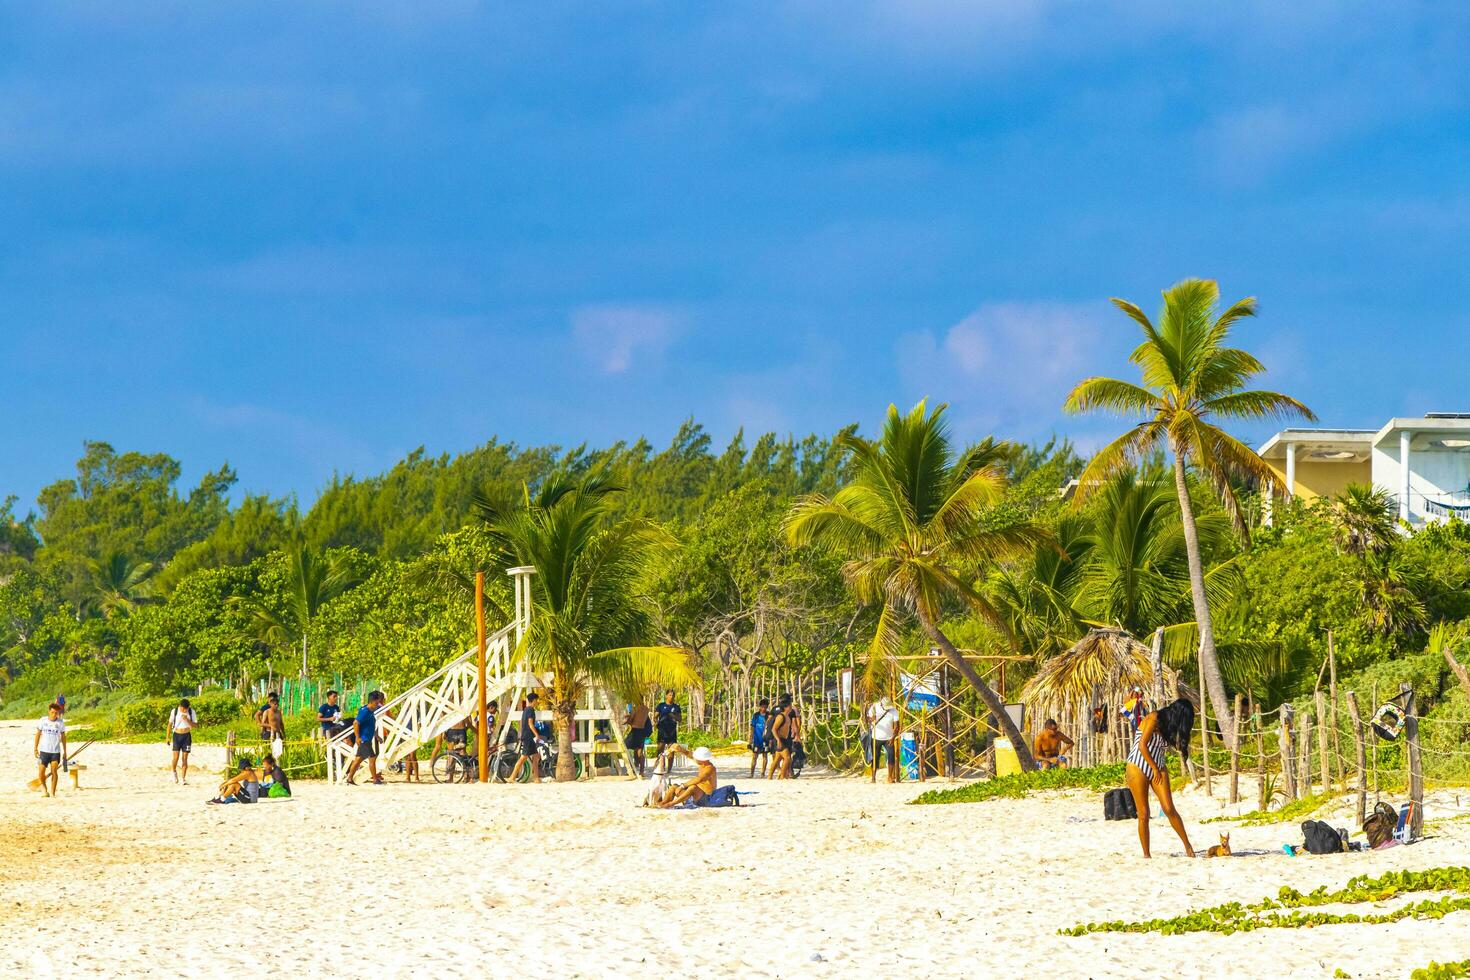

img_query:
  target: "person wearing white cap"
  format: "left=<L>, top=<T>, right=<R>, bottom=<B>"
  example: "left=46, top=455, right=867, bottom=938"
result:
left=657, top=745, right=718, bottom=808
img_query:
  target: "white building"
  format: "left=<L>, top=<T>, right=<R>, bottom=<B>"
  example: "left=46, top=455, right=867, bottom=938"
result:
left=1257, top=414, right=1470, bottom=525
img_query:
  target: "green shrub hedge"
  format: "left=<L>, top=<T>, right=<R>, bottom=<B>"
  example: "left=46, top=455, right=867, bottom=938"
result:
left=117, top=691, right=245, bottom=734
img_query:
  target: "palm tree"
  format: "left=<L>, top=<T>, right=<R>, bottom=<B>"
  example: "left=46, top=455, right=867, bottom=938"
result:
left=1064, top=278, right=1315, bottom=743
left=784, top=401, right=1051, bottom=770
left=89, top=551, right=157, bottom=618
left=238, top=544, right=366, bottom=677
left=987, top=514, right=1093, bottom=661
left=1328, top=483, right=1398, bottom=559
left=477, top=473, right=699, bottom=781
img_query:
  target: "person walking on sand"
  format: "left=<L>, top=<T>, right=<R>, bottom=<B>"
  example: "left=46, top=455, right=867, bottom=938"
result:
left=1125, top=698, right=1196, bottom=858
left=34, top=702, right=67, bottom=798
left=866, top=696, right=899, bottom=783
left=623, top=699, right=652, bottom=776
left=510, top=694, right=544, bottom=783
left=344, top=690, right=385, bottom=785
left=654, top=690, right=682, bottom=759
left=168, top=698, right=198, bottom=784
left=749, top=698, right=772, bottom=778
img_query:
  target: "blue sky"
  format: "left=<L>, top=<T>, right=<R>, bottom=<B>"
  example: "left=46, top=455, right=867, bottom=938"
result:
left=2, top=2, right=1467, bottom=508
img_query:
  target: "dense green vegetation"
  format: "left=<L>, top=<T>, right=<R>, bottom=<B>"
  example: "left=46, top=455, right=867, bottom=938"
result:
left=1061, top=867, right=1470, bottom=936
left=910, top=763, right=1133, bottom=804
left=6, top=283, right=1470, bottom=790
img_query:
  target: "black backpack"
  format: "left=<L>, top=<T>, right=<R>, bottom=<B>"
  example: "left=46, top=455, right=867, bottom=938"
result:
left=1104, top=788, right=1137, bottom=820
left=1301, top=819, right=1346, bottom=855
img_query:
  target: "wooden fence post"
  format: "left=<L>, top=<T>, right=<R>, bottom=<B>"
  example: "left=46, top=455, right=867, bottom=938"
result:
left=1296, top=712, right=1312, bottom=799
left=1279, top=705, right=1296, bottom=802
left=1314, top=690, right=1330, bottom=796
left=1229, top=693, right=1243, bottom=805
left=1345, top=690, right=1367, bottom=827
left=1328, top=630, right=1342, bottom=792
left=225, top=730, right=236, bottom=772
left=1253, top=698, right=1266, bottom=811
left=1403, top=683, right=1423, bottom=839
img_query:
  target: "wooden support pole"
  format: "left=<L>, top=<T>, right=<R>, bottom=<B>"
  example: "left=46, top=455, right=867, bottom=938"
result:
left=1199, top=660, right=1212, bottom=795
left=1315, top=690, right=1330, bottom=797
left=1305, top=717, right=1317, bottom=799
left=1345, top=690, right=1367, bottom=827
left=1328, top=630, right=1342, bottom=792
left=225, top=730, right=236, bottom=772
left=476, top=571, right=488, bottom=783
left=1229, top=693, right=1242, bottom=805
left=1403, top=683, right=1423, bottom=839
left=1253, top=698, right=1266, bottom=811
left=1279, top=704, right=1296, bottom=802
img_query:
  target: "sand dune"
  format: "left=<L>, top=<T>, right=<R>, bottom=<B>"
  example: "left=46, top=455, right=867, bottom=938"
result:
left=1, top=719, right=1467, bottom=978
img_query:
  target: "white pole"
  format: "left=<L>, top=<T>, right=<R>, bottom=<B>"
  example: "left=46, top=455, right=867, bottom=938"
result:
left=1284, top=442, right=1297, bottom=500
left=1400, top=430, right=1412, bottom=522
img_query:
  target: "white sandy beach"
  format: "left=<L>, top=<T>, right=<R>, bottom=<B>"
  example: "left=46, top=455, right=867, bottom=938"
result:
left=1, top=719, right=1467, bottom=978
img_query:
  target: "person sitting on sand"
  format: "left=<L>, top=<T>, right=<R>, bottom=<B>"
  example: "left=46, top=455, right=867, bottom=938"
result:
left=658, top=745, right=718, bottom=808
left=260, top=753, right=291, bottom=797
left=1124, top=698, right=1195, bottom=858
left=208, top=757, right=262, bottom=804
left=1033, top=719, right=1074, bottom=769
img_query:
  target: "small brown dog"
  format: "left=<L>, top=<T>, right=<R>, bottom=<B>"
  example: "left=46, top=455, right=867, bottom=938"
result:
left=1204, top=832, right=1232, bottom=858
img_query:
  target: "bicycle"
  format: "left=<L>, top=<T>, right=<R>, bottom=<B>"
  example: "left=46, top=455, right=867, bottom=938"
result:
left=431, top=746, right=479, bottom=783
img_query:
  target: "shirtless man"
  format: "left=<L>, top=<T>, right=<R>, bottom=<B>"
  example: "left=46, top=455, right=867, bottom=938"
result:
left=255, top=693, right=285, bottom=743
left=1033, top=718, right=1074, bottom=769
left=623, top=700, right=652, bottom=776
left=658, top=745, right=718, bottom=808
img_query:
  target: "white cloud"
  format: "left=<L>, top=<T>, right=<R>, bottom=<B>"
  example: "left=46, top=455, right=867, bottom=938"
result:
left=896, top=300, right=1113, bottom=438
left=569, top=303, right=684, bottom=375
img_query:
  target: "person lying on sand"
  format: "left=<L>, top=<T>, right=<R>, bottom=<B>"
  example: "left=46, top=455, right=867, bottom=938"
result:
left=658, top=746, right=717, bottom=808
left=1033, top=718, right=1074, bottom=769
left=208, top=758, right=261, bottom=804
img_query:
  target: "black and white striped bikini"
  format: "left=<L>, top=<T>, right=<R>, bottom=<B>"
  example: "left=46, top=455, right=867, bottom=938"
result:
left=1128, top=731, right=1168, bottom=781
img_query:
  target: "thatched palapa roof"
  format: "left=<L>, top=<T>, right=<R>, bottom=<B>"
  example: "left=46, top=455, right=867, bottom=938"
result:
left=1020, top=627, right=1197, bottom=729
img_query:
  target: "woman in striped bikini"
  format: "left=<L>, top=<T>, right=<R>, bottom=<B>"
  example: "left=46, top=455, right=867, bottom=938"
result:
left=1125, top=698, right=1196, bottom=858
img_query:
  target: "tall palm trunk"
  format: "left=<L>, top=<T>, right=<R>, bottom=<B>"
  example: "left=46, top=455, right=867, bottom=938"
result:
left=552, top=673, right=578, bottom=781
left=918, top=614, right=1039, bottom=772
left=1170, top=444, right=1237, bottom=747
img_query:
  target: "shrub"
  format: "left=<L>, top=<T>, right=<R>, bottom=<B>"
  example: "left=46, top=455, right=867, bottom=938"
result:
left=118, top=699, right=170, bottom=735
left=117, top=691, right=245, bottom=733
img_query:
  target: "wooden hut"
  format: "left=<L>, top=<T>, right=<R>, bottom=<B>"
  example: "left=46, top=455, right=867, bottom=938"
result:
left=1020, top=628, right=1196, bottom=766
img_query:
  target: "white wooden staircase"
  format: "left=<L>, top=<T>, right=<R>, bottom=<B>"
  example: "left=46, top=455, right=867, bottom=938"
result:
left=324, top=566, right=637, bottom=782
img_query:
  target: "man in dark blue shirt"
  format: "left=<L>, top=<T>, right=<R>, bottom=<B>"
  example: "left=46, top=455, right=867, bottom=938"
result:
left=510, top=693, right=544, bottom=783
left=655, top=690, right=682, bottom=757
left=345, top=690, right=385, bottom=785
left=317, top=690, right=342, bottom=737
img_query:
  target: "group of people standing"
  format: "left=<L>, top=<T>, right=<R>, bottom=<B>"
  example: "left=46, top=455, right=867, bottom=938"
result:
left=747, top=693, right=802, bottom=779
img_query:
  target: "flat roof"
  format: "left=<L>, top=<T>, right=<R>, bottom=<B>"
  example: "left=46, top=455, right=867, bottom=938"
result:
left=1259, top=417, right=1470, bottom=457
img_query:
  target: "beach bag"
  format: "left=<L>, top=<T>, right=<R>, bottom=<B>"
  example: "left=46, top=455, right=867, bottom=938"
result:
left=791, top=743, right=807, bottom=777
left=1371, top=703, right=1405, bottom=741
left=702, top=785, right=740, bottom=807
left=267, top=783, right=291, bottom=799
left=1103, top=788, right=1137, bottom=821
left=1301, top=819, right=1345, bottom=855
left=1363, top=802, right=1397, bottom=847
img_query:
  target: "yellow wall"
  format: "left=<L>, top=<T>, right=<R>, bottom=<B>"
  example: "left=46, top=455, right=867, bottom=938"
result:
left=1265, top=459, right=1371, bottom=500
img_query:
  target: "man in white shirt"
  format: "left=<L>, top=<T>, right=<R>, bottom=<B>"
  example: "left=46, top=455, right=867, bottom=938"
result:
left=867, top=696, right=899, bottom=783
left=34, top=702, right=67, bottom=798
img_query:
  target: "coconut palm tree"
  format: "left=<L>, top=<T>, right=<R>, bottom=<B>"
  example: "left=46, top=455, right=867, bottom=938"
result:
left=477, top=473, right=699, bottom=781
left=1064, top=278, right=1315, bottom=743
left=986, top=514, right=1093, bottom=661
left=237, top=544, right=365, bottom=677
left=784, top=401, right=1051, bottom=770
left=1328, top=483, right=1398, bottom=559
left=88, top=551, right=157, bottom=619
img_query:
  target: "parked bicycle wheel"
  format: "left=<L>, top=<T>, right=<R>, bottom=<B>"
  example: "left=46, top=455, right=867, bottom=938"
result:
left=431, top=752, right=465, bottom=784
left=493, top=751, right=516, bottom=783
